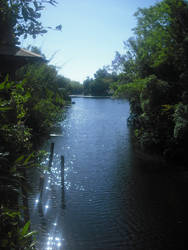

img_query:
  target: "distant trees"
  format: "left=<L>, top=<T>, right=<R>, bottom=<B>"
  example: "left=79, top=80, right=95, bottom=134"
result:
left=83, top=77, right=92, bottom=95
left=69, top=81, right=83, bottom=95
left=83, top=68, right=118, bottom=96
left=113, top=0, right=188, bottom=163
left=54, top=76, right=83, bottom=95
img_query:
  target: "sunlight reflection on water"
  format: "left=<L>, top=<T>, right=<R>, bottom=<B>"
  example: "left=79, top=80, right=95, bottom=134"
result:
left=46, top=235, right=63, bottom=249
left=28, top=98, right=188, bottom=250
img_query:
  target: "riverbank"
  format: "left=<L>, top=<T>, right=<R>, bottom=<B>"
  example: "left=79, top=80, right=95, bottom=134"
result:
left=70, top=94, right=111, bottom=98
left=112, top=1, right=188, bottom=167
left=0, top=62, right=71, bottom=248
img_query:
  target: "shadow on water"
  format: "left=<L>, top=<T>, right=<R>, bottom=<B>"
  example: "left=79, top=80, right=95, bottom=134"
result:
left=27, top=97, right=188, bottom=250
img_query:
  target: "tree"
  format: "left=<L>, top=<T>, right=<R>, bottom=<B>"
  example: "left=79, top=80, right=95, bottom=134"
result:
left=114, top=0, right=188, bottom=162
left=83, top=77, right=93, bottom=95
left=69, top=81, right=83, bottom=95
left=0, top=0, right=61, bottom=46
left=113, top=0, right=188, bottom=82
left=132, top=0, right=188, bottom=80
left=83, top=68, right=118, bottom=96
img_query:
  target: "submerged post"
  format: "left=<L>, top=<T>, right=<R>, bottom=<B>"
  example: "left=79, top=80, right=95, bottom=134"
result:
left=61, top=155, right=66, bottom=209
left=48, top=142, right=54, bottom=171
left=61, top=156, right=64, bottom=190
left=39, top=175, right=44, bottom=200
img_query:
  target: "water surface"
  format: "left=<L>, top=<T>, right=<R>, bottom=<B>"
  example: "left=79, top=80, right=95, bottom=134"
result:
left=28, top=97, right=188, bottom=250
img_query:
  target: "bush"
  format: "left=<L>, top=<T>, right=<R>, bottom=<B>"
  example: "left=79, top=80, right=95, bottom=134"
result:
left=0, top=60, right=70, bottom=248
left=173, top=103, right=188, bottom=141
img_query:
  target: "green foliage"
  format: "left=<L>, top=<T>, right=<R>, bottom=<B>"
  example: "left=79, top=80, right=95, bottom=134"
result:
left=140, top=76, right=169, bottom=113
left=0, top=207, right=37, bottom=249
left=90, top=79, right=109, bottom=96
left=0, top=152, right=39, bottom=248
left=83, top=68, right=117, bottom=96
left=16, top=62, right=69, bottom=135
left=0, top=77, right=32, bottom=153
left=173, top=103, right=188, bottom=141
left=69, top=81, right=83, bottom=95
left=115, top=74, right=180, bottom=155
left=0, top=0, right=60, bottom=46
left=131, top=0, right=188, bottom=80
left=112, top=0, right=188, bottom=163
left=83, top=77, right=93, bottom=95
left=0, top=48, right=70, bottom=247
left=114, top=77, right=148, bottom=99
left=113, top=0, right=188, bottom=81
left=0, top=51, right=69, bottom=152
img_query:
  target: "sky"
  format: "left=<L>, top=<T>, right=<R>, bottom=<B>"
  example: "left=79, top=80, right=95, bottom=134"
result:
left=21, top=0, right=160, bottom=83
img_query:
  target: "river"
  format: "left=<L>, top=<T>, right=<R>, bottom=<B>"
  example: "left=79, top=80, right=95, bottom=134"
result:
left=28, top=97, right=188, bottom=250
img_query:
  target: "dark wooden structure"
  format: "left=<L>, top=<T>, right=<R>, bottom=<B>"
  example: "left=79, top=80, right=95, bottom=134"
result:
left=0, top=46, right=45, bottom=79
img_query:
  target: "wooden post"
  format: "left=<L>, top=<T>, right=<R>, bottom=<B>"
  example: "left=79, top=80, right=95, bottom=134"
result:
left=61, top=156, right=64, bottom=190
left=39, top=175, right=44, bottom=200
left=48, top=142, right=54, bottom=171
left=61, top=155, right=66, bottom=209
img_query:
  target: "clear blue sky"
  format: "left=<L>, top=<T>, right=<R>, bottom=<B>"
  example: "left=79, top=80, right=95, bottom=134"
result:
left=21, top=0, right=160, bottom=83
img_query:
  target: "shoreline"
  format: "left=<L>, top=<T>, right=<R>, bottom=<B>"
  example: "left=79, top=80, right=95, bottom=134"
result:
left=69, top=95, right=111, bottom=98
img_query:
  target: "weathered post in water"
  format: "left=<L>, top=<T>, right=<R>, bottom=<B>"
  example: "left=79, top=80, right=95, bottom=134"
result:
left=61, top=156, right=64, bottom=190
left=61, top=155, right=66, bottom=209
left=39, top=175, right=44, bottom=200
left=48, top=142, right=54, bottom=171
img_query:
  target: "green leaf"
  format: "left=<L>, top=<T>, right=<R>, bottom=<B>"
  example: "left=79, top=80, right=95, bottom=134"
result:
left=0, top=106, right=12, bottom=111
left=0, top=81, right=6, bottom=90
left=20, top=221, right=30, bottom=236
left=24, top=231, right=37, bottom=238
left=23, top=153, right=34, bottom=165
left=15, top=155, right=25, bottom=164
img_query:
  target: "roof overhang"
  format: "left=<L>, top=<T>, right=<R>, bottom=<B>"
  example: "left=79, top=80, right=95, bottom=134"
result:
left=0, top=46, right=47, bottom=75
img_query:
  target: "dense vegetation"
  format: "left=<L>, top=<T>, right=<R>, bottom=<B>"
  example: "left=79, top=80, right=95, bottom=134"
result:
left=83, top=68, right=117, bottom=96
left=109, top=0, right=188, bottom=165
left=0, top=52, right=72, bottom=248
left=1, top=0, right=188, bottom=247
left=69, top=80, right=83, bottom=95
left=0, top=1, right=73, bottom=248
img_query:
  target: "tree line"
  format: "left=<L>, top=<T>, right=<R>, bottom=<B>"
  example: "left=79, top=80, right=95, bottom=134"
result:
left=82, top=68, right=118, bottom=96
left=110, top=0, right=188, bottom=164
